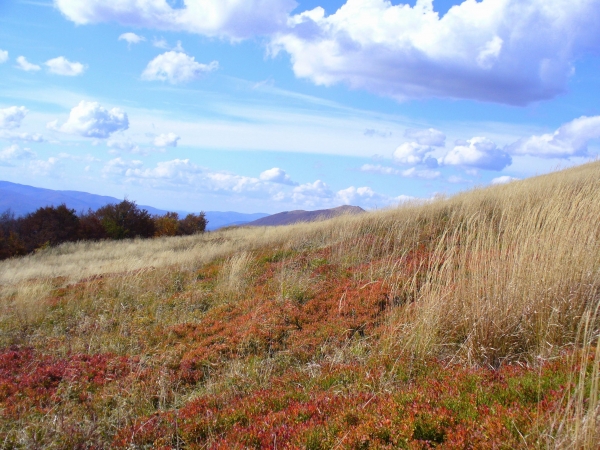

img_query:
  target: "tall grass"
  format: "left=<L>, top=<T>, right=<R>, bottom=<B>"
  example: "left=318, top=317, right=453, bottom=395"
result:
left=1, top=161, right=599, bottom=446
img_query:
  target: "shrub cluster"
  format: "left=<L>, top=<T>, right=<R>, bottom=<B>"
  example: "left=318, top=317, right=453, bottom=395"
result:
left=0, top=200, right=207, bottom=260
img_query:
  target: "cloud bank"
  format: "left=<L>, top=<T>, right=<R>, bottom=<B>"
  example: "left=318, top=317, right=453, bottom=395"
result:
left=271, top=0, right=600, bottom=105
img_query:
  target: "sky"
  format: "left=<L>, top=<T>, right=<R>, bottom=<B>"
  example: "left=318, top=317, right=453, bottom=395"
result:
left=0, top=0, right=599, bottom=214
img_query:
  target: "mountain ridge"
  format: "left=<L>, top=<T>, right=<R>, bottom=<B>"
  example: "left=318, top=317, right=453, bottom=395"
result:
left=0, top=180, right=268, bottom=230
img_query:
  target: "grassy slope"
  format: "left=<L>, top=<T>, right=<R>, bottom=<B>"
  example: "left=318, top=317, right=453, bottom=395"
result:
left=1, top=162, right=599, bottom=448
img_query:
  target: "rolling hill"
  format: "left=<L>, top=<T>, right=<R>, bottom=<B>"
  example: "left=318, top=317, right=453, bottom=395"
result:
left=244, top=204, right=364, bottom=226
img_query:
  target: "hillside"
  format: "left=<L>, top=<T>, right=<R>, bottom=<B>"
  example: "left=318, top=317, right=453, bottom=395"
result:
left=245, top=205, right=365, bottom=227
left=0, top=181, right=268, bottom=230
left=1, top=162, right=599, bottom=448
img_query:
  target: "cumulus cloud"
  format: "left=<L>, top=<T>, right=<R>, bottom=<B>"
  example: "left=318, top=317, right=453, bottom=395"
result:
left=142, top=51, right=218, bottom=84
left=507, top=115, right=600, bottom=158
left=491, top=175, right=520, bottom=185
left=337, top=186, right=375, bottom=204
left=16, top=56, right=40, bottom=72
left=0, top=144, right=36, bottom=164
left=119, top=32, right=146, bottom=45
left=0, top=106, right=28, bottom=129
left=393, top=142, right=437, bottom=166
left=337, top=186, right=414, bottom=208
left=292, top=180, right=332, bottom=200
left=404, top=128, right=446, bottom=147
left=271, top=0, right=600, bottom=105
left=259, top=167, right=297, bottom=185
left=153, top=132, right=180, bottom=147
left=442, top=137, right=512, bottom=171
left=0, top=49, right=7, bottom=64
left=55, top=0, right=296, bottom=40
left=45, top=57, right=86, bottom=76
left=102, top=157, right=144, bottom=176
left=49, top=101, right=129, bottom=139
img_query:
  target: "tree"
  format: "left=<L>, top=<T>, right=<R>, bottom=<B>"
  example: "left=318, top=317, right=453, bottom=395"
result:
left=18, top=204, right=80, bottom=252
left=154, top=212, right=180, bottom=237
left=78, top=209, right=108, bottom=241
left=0, top=210, right=26, bottom=259
left=178, top=212, right=208, bottom=235
left=95, top=200, right=155, bottom=240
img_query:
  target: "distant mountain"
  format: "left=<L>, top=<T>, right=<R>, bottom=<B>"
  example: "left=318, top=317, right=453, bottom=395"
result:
left=0, top=180, right=268, bottom=231
left=245, top=205, right=365, bottom=227
left=204, top=212, right=269, bottom=230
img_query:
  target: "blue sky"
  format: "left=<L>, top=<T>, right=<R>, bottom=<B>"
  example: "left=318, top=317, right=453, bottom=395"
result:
left=1, top=0, right=599, bottom=213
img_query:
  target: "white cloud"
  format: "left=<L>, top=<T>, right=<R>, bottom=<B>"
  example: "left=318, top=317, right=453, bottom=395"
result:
left=259, top=167, right=297, bottom=185
left=360, top=163, right=440, bottom=179
left=404, top=128, right=446, bottom=147
left=141, top=51, right=218, bottom=84
left=360, top=164, right=401, bottom=176
left=16, top=56, right=40, bottom=72
left=400, top=167, right=441, bottom=179
left=393, top=142, right=434, bottom=165
left=0, top=131, right=45, bottom=143
left=271, top=0, right=600, bottom=104
left=45, top=56, right=86, bottom=76
left=29, top=157, right=60, bottom=176
left=49, top=101, right=129, bottom=139
left=292, top=180, right=333, bottom=199
left=507, top=116, right=600, bottom=158
left=491, top=175, right=520, bottom=185
left=102, top=157, right=144, bottom=176
left=107, top=139, right=141, bottom=154
left=336, top=186, right=376, bottom=205
left=0, top=106, right=28, bottom=129
left=0, top=49, right=7, bottom=64
left=477, top=36, right=503, bottom=70
left=442, top=137, right=512, bottom=171
left=152, top=37, right=170, bottom=49
left=0, top=144, right=36, bottom=164
left=153, top=132, right=180, bottom=147
left=119, top=32, right=146, bottom=45
left=55, top=0, right=296, bottom=40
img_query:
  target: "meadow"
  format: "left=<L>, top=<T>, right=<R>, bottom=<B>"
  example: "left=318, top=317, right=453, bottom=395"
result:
left=0, top=161, right=599, bottom=449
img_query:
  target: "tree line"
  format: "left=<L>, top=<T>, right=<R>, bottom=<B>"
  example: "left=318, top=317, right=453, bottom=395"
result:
left=0, top=200, right=207, bottom=260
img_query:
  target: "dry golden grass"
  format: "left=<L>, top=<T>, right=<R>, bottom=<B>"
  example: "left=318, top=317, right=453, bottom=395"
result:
left=1, top=161, right=599, bottom=447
